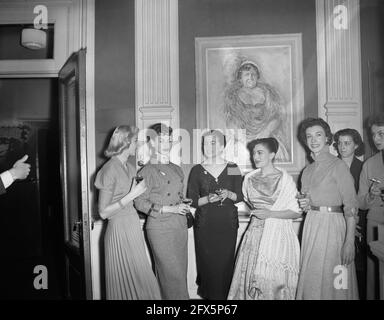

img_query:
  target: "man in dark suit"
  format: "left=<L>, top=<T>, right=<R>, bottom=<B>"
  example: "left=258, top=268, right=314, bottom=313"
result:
left=0, top=155, right=30, bottom=195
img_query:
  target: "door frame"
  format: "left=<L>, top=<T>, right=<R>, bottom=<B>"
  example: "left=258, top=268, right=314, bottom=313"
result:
left=59, top=49, right=92, bottom=299
left=0, top=0, right=97, bottom=299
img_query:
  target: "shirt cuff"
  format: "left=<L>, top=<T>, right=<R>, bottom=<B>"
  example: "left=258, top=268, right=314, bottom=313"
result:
left=0, top=170, right=14, bottom=189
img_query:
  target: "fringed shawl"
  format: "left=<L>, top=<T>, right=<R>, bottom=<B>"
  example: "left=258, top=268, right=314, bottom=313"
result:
left=248, top=167, right=301, bottom=300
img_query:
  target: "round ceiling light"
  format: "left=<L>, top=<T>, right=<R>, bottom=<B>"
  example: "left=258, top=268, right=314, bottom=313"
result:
left=21, top=28, right=47, bottom=50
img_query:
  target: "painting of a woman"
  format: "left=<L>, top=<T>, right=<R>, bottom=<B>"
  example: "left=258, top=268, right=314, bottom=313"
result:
left=224, top=60, right=290, bottom=162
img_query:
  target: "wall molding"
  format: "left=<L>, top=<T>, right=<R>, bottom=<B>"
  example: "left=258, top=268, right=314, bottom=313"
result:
left=316, top=0, right=363, bottom=139
left=138, top=106, right=175, bottom=125
left=135, top=0, right=180, bottom=133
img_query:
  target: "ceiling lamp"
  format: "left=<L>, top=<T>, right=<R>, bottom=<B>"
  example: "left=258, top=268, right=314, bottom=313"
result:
left=21, top=28, right=46, bottom=50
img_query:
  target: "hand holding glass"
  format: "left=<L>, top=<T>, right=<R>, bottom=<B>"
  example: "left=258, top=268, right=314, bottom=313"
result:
left=182, top=198, right=193, bottom=206
left=215, top=189, right=225, bottom=206
left=296, top=191, right=310, bottom=212
left=208, top=193, right=220, bottom=203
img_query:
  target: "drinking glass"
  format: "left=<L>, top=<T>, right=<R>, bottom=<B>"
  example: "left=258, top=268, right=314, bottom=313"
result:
left=135, top=174, right=144, bottom=183
left=182, top=198, right=193, bottom=206
left=296, top=191, right=309, bottom=211
left=215, top=188, right=224, bottom=206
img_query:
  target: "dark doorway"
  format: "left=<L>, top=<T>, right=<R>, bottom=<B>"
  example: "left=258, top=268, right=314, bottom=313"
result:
left=0, top=78, right=65, bottom=299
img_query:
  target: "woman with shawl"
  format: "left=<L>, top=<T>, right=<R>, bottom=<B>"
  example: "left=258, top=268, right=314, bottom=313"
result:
left=228, top=137, right=301, bottom=300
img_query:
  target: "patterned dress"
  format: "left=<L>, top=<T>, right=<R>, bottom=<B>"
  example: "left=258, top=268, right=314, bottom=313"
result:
left=94, top=157, right=161, bottom=300
left=296, top=148, right=359, bottom=300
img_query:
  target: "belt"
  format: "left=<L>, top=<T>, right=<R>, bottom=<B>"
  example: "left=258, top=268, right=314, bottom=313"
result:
left=310, top=205, right=343, bottom=213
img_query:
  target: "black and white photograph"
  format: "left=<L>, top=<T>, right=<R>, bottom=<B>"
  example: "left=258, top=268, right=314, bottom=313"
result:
left=0, top=0, right=383, bottom=312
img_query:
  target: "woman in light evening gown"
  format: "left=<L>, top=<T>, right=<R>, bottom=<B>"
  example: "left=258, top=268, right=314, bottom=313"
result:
left=296, top=118, right=359, bottom=300
left=95, top=125, right=161, bottom=300
left=228, top=137, right=301, bottom=300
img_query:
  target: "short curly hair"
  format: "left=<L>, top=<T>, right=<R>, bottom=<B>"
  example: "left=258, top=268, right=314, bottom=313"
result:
left=201, top=129, right=226, bottom=155
left=298, top=117, right=333, bottom=147
left=333, top=128, right=364, bottom=157
left=247, top=137, right=279, bottom=155
left=146, top=123, right=173, bottom=142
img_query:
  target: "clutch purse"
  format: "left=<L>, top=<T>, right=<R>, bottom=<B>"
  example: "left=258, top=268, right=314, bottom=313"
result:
left=186, top=211, right=194, bottom=228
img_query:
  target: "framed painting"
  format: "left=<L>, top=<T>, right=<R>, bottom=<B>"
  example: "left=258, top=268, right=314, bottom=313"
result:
left=195, top=33, right=305, bottom=174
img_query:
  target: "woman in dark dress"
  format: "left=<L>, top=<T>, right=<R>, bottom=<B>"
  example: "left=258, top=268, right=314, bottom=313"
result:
left=333, top=128, right=366, bottom=299
left=187, top=130, right=243, bottom=299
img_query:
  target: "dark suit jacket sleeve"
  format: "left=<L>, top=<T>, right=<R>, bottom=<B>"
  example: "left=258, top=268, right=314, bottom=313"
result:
left=0, top=176, right=6, bottom=195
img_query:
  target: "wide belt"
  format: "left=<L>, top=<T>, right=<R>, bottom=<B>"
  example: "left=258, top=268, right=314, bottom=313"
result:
left=310, top=205, right=343, bottom=213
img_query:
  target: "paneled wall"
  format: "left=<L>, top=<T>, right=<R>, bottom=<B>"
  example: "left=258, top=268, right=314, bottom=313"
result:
left=95, top=0, right=136, bottom=169
left=93, top=0, right=384, bottom=300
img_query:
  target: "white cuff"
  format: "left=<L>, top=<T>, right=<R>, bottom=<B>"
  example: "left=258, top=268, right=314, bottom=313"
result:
left=0, top=170, right=14, bottom=189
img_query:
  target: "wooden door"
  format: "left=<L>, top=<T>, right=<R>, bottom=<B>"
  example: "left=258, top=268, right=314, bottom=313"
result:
left=59, top=49, right=92, bottom=299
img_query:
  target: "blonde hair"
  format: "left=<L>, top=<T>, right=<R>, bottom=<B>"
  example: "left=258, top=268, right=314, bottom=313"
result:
left=104, top=125, right=139, bottom=158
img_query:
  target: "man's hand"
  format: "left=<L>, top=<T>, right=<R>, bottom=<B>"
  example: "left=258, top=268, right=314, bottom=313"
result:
left=10, top=155, right=31, bottom=180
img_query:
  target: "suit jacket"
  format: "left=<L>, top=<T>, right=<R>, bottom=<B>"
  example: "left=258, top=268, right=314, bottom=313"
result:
left=0, top=176, right=5, bottom=195
left=350, top=156, right=363, bottom=193
left=134, top=162, right=187, bottom=230
left=358, top=151, right=384, bottom=222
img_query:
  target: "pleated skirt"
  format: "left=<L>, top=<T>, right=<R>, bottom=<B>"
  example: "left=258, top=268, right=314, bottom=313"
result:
left=296, top=210, right=359, bottom=300
left=105, top=212, right=161, bottom=300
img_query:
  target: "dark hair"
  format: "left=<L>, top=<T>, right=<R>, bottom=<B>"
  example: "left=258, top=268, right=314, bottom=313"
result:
left=248, top=137, right=279, bottom=155
left=298, top=117, right=333, bottom=146
left=147, top=123, right=173, bottom=141
left=366, top=112, right=384, bottom=129
left=333, top=128, right=364, bottom=157
left=201, top=130, right=226, bottom=155
left=236, top=62, right=260, bottom=80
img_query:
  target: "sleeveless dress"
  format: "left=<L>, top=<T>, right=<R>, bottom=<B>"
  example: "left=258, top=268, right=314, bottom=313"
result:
left=95, top=157, right=161, bottom=300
